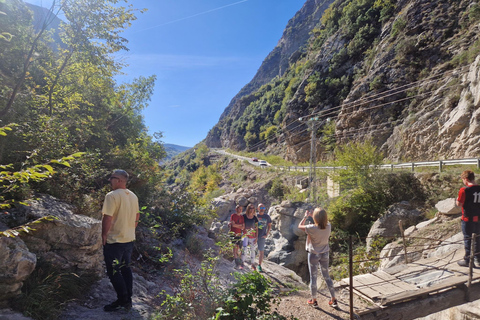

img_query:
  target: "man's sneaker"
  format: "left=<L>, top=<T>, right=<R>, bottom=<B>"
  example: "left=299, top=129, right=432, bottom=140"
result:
left=235, top=258, right=242, bottom=266
left=458, top=259, right=469, bottom=267
left=307, top=299, right=318, bottom=307
left=104, top=300, right=131, bottom=312
left=257, top=265, right=262, bottom=272
left=251, top=264, right=256, bottom=271
left=329, top=298, right=338, bottom=308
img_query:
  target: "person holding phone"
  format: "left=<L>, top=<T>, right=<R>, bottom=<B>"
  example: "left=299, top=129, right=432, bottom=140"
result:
left=298, top=208, right=337, bottom=308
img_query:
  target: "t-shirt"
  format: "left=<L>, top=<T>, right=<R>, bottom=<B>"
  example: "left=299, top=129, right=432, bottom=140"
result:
left=230, top=213, right=244, bottom=235
left=243, top=214, right=258, bottom=238
left=257, top=213, right=272, bottom=238
left=305, top=223, right=331, bottom=254
left=102, top=188, right=139, bottom=244
left=458, top=185, right=480, bottom=222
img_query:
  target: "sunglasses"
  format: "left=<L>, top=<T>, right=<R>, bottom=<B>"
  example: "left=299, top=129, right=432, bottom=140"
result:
left=259, top=207, right=266, bottom=210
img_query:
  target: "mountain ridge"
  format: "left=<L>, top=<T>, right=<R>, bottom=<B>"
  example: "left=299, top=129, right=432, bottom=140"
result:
left=205, top=0, right=480, bottom=163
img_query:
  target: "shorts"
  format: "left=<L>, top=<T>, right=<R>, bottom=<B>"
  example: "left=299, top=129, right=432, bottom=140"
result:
left=257, top=237, right=266, bottom=251
left=230, top=234, right=242, bottom=246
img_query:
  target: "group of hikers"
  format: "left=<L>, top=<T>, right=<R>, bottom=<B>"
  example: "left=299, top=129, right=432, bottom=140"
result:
left=229, top=203, right=338, bottom=308
left=229, top=203, right=272, bottom=272
left=99, top=167, right=480, bottom=312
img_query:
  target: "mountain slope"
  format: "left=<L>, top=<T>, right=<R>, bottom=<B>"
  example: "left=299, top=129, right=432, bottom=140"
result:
left=163, top=143, right=191, bottom=162
left=206, top=0, right=480, bottom=163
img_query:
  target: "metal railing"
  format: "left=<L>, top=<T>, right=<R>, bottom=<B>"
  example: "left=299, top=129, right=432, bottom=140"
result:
left=212, top=149, right=480, bottom=173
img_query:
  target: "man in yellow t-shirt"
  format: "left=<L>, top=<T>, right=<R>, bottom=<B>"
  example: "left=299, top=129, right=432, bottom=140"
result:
left=102, top=169, right=139, bottom=312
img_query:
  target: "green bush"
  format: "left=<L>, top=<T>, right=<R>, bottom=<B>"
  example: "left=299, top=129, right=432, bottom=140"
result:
left=268, top=178, right=288, bottom=201
left=14, top=259, right=98, bottom=320
left=156, top=252, right=223, bottom=320
left=328, top=171, right=426, bottom=235
left=213, top=272, right=296, bottom=320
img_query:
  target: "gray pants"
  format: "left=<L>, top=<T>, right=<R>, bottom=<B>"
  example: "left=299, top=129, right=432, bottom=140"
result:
left=308, top=251, right=335, bottom=299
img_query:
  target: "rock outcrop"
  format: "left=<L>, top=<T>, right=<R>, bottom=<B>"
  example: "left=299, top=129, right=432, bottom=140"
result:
left=0, top=195, right=103, bottom=307
left=366, top=201, right=422, bottom=252
left=435, top=198, right=462, bottom=215
left=0, top=237, right=36, bottom=307
left=13, top=195, right=103, bottom=275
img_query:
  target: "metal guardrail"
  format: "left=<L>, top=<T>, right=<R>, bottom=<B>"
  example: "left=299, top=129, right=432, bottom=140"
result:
left=212, top=149, right=480, bottom=173
left=277, top=158, right=480, bottom=173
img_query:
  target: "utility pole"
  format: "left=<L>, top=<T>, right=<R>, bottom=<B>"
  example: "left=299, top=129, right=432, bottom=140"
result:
left=300, top=117, right=319, bottom=203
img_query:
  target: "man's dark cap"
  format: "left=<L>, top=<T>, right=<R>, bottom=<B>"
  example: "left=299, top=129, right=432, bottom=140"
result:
left=112, top=169, right=129, bottom=180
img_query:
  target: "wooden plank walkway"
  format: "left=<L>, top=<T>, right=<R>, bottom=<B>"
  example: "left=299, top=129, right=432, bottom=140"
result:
left=339, top=249, right=480, bottom=316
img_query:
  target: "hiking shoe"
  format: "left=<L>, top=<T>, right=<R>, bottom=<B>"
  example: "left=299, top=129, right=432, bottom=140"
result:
left=251, top=264, right=256, bottom=271
left=238, top=265, right=244, bottom=270
left=257, top=265, right=262, bottom=272
left=458, top=260, right=469, bottom=267
left=329, top=298, right=338, bottom=308
left=307, top=299, right=318, bottom=306
left=104, top=300, right=131, bottom=312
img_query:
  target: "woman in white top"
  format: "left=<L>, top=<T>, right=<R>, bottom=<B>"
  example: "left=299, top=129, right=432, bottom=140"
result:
left=298, top=208, right=337, bottom=308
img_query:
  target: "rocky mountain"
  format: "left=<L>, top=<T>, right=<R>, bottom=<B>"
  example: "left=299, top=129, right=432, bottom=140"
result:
left=162, top=143, right=191, bottom=162
left=205, top=0, right=480, bottom=163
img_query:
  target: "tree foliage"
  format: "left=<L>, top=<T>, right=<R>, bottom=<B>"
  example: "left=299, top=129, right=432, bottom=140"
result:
left=0, top=0, right=165, bottom=215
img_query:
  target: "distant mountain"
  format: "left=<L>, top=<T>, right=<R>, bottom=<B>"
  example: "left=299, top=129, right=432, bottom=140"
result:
left=163, top=144, right=191, bottom=162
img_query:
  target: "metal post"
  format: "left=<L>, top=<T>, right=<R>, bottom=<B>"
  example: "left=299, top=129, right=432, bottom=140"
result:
left=467, top=233, right=476, bottom=301
left=399, top=220, right=408, bottom=264
left=391, top=164, right=394, bottom=171
left=439, top=160, right=443, bottom=173
left=308, top=120, right=318, bottom=203
left=411, top=162, right=415, bottom=172
left=349, top=235, right=354, bottom=320
left=477, top=159, right=480, bottom=169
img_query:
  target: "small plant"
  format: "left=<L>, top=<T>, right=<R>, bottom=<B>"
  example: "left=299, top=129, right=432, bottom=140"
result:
left=268, top=178, right=288, bottom=201
left=391, top=18, right=406, bottom=37
left=155, top=250, right=224, bottom=320
left=213, top=272, right=297, bottom=320
left=13, top=259, right=98, bottom=320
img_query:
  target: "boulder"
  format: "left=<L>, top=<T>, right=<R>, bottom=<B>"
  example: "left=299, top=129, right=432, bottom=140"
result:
left=0, top=237, right=36, bottom=306
left=427, top=232, right=463, bottom=259
left=367, top=201, right=422, bottom=252
left=435, top=198, right=461, bottom=215
left=266, top=202, right=315, bottom=281
left=236, top=196, right=249, bottom=207
left=211, top=197, right=236, bottom=221
left=10, top=195, right=103, bottom=276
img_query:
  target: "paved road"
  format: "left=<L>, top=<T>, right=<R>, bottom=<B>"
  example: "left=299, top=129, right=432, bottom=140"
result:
left=213, top=149, right=270, bottom=167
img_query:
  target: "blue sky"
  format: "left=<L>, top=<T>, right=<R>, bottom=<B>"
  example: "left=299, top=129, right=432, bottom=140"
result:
left=26, top=0, right=305, bottom=147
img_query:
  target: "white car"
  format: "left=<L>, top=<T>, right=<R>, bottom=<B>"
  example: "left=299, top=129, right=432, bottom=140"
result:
left=259, top=160, right=268, bottom=166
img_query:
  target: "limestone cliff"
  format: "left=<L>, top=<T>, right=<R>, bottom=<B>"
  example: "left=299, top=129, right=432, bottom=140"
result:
left=206, top=0, right=480, bottom=163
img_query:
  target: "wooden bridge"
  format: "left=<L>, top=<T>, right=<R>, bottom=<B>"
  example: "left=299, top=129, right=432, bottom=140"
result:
left=339, top=249, right=480, bottom=319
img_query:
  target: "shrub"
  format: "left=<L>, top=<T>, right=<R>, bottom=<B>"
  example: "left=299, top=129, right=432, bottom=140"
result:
left=14, top=259, right=98, bottom=320
left=268, top=178, right=288, bottom=201
left=156, top=251, right=223, bottom=320
left=213, top=272, right=296, bottom=320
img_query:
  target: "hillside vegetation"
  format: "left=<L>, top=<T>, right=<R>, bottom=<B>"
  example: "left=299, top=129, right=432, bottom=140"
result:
left=206, top=0, right=480, bottom=163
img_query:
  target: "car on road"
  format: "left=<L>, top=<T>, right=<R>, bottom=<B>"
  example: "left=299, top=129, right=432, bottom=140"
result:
left=252, top=157, right=258, bottom=162
left=259, top=160, right=268, bottom=166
